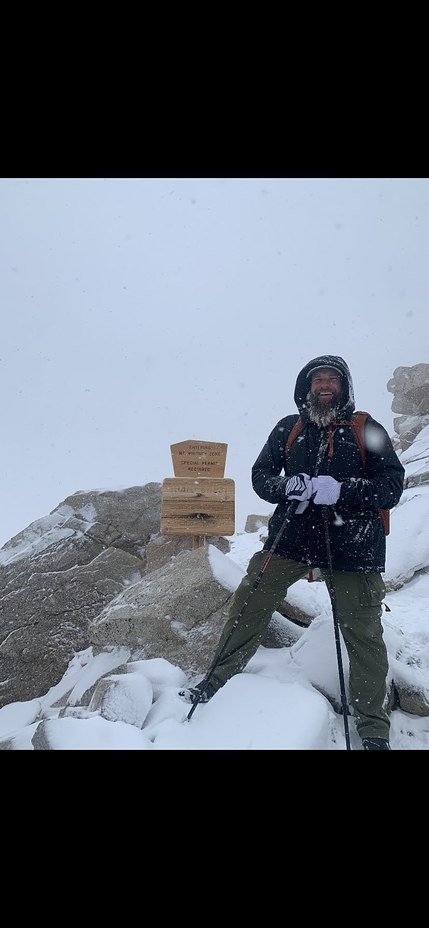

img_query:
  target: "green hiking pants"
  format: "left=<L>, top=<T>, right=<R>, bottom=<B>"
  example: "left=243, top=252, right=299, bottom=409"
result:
left=209, top=550, right=390, bottom=740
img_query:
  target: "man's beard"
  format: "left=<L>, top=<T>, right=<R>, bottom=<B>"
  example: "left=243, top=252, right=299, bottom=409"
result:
left=307, top=391, right=341, bottom=427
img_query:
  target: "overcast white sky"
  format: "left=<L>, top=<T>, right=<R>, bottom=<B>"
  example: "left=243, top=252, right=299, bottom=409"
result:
left=1, top=177, right=428, bottom=547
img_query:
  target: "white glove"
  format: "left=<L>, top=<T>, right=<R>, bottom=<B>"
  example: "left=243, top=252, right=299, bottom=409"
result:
left=285, top=473, right=313, bottom=501
left=311, top=475, right=341, bottom=505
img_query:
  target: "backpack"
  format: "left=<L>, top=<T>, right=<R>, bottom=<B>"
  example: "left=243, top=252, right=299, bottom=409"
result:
left=285, top=411, right=390, bottom=536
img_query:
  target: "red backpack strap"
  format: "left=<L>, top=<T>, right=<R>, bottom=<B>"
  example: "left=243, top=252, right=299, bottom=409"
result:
left=285, top=417, right=305, bottom=455
left=351, top=411, right=390, bottom=535
left=350, top=411, right=369, bottom=467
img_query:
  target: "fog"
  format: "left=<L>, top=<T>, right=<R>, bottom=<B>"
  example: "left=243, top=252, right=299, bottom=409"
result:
left=1, top=177, right=428, bottom=546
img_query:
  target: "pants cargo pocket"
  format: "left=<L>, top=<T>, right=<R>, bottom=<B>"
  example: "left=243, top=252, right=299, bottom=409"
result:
left=358, top=573, right=385, bottom=608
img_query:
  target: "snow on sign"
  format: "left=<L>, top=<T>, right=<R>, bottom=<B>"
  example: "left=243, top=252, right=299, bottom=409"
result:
left=161, top=440, right=235, bottom=540
left=170, top=439, right=227, bottom=478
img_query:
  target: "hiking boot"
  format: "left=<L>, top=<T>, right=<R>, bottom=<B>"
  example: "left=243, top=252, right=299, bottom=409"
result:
left=179, top=679, right=217, bottom=705
left=362, top=737, right=391, bottom=750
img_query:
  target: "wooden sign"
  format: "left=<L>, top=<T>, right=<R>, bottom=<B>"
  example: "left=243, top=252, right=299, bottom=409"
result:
left=170, top=440, right=227, bottom=478
left=161, top=477, right=235, bottom=536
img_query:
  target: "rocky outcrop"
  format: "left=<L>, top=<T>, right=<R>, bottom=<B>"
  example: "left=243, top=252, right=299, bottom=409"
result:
left=144, top=533, right=229, bottom=573
left=0, top=483, right=230, bottom=708
left=0, top=545, right=143, bottom=707
left=388, top=363, right=429, bottom=451
left=89, top=545, right=234, bottom=675
left=245, top=514, right=270, bottom=533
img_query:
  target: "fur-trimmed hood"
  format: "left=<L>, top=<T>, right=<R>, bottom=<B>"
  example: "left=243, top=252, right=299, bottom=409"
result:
left=294, top=354, right=355, bottom=420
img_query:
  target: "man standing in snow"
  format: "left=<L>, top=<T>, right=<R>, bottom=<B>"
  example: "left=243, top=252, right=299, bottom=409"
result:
left=181, top=355, right=405, bottom=751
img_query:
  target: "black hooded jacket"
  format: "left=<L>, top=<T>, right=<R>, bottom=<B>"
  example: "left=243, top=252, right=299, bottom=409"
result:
left=251, top=355, right=405, bottom=572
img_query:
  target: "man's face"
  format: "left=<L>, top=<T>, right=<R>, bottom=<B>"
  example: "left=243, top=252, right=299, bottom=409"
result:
left=310, top=368, right=342, bottom=405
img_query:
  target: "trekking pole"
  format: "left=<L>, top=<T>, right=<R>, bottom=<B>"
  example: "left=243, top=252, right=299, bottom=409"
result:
left=186, top=498, right=300, bottom=721
left=321, top=506, right=351, bottom=750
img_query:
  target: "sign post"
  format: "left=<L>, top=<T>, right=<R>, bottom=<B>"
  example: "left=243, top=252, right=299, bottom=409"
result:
left=161, top=440, right=235, bottom=546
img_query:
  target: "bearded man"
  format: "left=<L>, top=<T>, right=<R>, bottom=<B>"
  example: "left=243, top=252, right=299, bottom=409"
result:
left=180, top=355, right=404, bottom=751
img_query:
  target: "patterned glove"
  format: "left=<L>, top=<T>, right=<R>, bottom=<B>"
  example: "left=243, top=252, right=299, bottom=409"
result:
left=285, top=473, right=313, bottom=501
left=311, top=475, right=341, bottom=505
